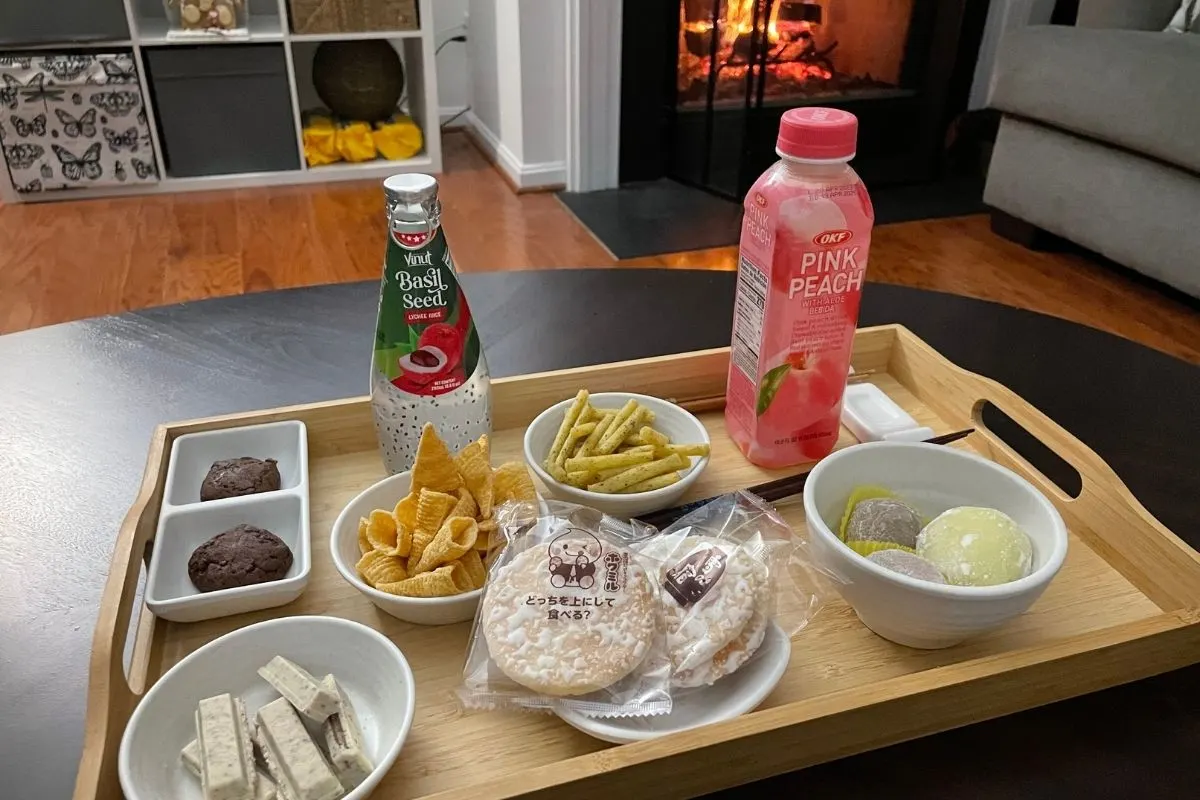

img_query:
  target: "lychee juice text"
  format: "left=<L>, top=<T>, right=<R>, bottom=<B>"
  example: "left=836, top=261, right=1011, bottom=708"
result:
left=725, top=109, right=873, bottom=468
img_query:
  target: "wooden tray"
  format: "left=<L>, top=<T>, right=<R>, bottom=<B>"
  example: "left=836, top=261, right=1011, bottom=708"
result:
left=76, top=325, right=1200, bottom=800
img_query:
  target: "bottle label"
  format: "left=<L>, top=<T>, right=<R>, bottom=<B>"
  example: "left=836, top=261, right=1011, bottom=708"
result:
left=373, top=223, right=481, bottom=396
left=726, top=173, right=873, bottom=466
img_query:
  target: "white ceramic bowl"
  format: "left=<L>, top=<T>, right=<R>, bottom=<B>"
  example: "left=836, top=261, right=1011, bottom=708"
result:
left=555, top=622, right=791, bottom=743
left=802, top=441, right=1069, bottom=649
left=523, top=392, right=711, bottom=519
left=119, top=615, right=415, bottom=800
left=331, top=471, right=482, bottom=625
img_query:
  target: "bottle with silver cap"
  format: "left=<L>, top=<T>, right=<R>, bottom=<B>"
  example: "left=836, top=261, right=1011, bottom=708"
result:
left=371, top=173, right=491, bottom=472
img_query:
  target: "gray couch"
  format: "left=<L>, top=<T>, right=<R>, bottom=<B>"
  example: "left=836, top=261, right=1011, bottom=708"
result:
left=984, top=0, right=1200, bottom=298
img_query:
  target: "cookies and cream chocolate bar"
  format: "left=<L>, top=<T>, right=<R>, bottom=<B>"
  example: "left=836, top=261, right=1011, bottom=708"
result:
left=182, top=739, right=279, bottom=800
left=257, top=656, right=340, bottom=722
left=195, top=694, right=258, bottom=800
left=320, top=675, right=373, bottom=790
left=255, top=697, right=344, bottom=800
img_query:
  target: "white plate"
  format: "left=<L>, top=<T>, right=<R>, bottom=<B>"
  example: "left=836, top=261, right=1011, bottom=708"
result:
left=555, top=622, right=791, bottom=744
left=119, top=615, right=415, bottom=800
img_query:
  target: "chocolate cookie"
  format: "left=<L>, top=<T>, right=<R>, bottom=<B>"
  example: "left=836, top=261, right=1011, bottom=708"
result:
left=188, top=524, right=294, bottom=592
left=200, top=457, right=281, bottom=501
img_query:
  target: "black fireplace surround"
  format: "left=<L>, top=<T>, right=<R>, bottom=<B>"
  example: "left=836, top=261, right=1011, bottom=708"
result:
left=620, top=0, right=984, bottom=200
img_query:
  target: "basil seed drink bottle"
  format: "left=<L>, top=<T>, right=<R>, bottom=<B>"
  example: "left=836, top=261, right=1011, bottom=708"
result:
left=371, top=174, right=491, bottom=473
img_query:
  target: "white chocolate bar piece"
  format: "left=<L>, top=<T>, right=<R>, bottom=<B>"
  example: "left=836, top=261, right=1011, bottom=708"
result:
left=320, top=675, right=373, bottom=791
left=255, top=697, right=344, bottom=800
left=257, top=656, right=340, bottom=722
left=182, top=739, right=278, bottom=800
left=195, top=694, right=257, bottom=800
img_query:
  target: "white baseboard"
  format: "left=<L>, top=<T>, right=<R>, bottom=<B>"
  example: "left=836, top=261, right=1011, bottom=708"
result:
left=464, top=110, right=566, bottom=190
left=439, top=105, right=469, bottom=126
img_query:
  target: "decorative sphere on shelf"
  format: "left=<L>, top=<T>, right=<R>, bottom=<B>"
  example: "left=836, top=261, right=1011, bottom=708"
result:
left=312, top=40, right=405, bottom=123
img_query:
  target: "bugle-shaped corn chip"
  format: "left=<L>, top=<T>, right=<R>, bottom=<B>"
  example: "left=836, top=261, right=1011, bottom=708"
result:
left=411, top=423, right=464, bottom=494
left=412, top=516, right=478, bottom=575
left=411, top=488, right=458, bottom=565
left=493, top=461, right=537, bottom=506
left=617, top=472, right=682, bottom=493
left=455, top=435, right=494, bottom=518
left=546, top=390, right=588, bottom=468
left=365, top=509, right=398, bottom=552
left=451, top=486, right=478, bottom=519
left=356, top=549, right=408, bottom=586
left=377, top=564, right=460, bottom=597
left=357, top=517, right=371, bottom=555
left=393, top=492, right=418, bottom=531
left=588, top=453, right=686, bottom=493
left=455, top=549, right=488, bottom=590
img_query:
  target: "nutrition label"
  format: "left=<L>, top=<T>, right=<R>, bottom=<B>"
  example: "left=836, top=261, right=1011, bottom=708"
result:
left=731, top=254, right=768, bottom=381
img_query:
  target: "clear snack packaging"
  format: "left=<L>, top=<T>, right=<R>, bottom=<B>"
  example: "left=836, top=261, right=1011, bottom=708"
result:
left=459, top=501, right=673, bottom=717
left=635, top=491, right=832, bottom=689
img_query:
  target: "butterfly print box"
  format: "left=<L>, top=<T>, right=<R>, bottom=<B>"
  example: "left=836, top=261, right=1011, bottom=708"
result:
left=0, top=53, right=158, bottom=195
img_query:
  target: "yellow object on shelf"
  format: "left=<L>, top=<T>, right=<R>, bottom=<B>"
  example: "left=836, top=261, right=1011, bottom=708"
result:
left=336, top=121, right=377, bottom=163
left=373, top=115, right=424, bottom=161
left=302, top=115, right=339, bottom=167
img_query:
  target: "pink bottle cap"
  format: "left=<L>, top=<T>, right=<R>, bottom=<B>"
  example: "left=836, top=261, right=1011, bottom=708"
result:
left=776, top=107, right=858, bottom=161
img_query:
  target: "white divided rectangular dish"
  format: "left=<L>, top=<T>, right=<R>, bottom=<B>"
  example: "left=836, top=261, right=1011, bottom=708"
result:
left=147, top=420, right=310, bottom=623
left=164, top=421, right=308, bottom=507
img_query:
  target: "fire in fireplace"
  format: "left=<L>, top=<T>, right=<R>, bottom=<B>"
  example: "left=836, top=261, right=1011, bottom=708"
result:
left=676, top=0, right=913, bottom=107
left=619, top=0, right=979, bottom=199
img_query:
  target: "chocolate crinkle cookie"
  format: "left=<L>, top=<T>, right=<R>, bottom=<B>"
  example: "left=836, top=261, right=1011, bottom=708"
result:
left=188, top=524, right=294, bottom=592
left=200, top=456, right=281, bottom=501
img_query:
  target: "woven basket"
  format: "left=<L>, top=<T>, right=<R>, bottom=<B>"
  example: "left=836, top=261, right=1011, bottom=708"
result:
left=289, top=0, right=418, bottom=34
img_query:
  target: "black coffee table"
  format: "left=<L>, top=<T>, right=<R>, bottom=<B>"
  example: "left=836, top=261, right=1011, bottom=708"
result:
left=1, top=271, right=1196, bottom=799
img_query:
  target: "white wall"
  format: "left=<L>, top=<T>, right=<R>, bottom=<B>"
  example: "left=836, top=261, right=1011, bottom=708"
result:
left=518, top=0, right=566, bottom=167
left=463, top=0, right=567, bottom=188
left=433, top=0, right=470, bottom=122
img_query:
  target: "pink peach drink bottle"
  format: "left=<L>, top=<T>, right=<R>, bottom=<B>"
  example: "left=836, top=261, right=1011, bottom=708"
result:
left=725, top=108, right=873, bottom=468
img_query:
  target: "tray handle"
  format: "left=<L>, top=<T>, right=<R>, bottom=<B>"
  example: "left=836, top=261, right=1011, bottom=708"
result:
left=74, top=426, right=169, bottom=800
left=923, top=355, right=1200, bottom=611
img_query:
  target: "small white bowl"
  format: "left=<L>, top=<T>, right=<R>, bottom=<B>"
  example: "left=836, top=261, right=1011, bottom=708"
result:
left=119, top=615, right=415, bottom=800
left=331, top=471, right=482, bottom=626
left=147, top=492, right=310, bottom=623
left=164, top=421, right=308, bottom=507
left=555, top=622, right=791, bottom=743
left=803, top=441, right=1069, bottom=649
left=523, top=392, right=711, bottom=519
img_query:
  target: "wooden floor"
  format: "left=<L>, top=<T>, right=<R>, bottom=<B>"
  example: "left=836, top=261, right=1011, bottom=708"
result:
left=1, top=132, right=1197, bottom=363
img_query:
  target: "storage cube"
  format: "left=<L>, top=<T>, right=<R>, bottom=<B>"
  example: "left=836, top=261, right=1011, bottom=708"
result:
left=288, top=0, right=418, bottom=35
left=0, top=52, right=158, bottom=195
left=144, top=44, right=300, bottom=176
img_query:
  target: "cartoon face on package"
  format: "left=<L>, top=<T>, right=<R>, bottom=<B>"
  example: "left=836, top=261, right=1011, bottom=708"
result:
left=460, top=502, right=672, bottom=717
left=547, top=529, right=604, bottom=589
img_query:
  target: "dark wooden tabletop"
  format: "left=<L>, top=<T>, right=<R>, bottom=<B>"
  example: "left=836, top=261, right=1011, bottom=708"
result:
left=0, top=271, right=1197, bottom=799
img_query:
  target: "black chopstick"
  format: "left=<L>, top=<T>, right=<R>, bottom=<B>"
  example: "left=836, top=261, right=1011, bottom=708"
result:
left=636, top=428, right=976, bottom=530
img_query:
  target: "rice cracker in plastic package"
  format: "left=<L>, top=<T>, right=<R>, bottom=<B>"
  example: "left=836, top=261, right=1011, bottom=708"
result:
left=459, top=500, right=672, bottom=717
left=637, top=491, right=831, bottom=689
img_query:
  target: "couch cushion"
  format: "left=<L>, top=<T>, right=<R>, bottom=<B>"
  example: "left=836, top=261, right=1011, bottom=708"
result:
left=990, top=26, right=1200, bottom=174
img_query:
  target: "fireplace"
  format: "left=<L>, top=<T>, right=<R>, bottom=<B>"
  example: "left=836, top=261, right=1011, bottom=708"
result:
left=621, top=0, right=979, bottom=199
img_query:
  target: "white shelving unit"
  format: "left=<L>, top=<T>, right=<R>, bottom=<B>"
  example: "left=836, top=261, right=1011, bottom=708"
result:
left=0, top=0, right=441, bottom=204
